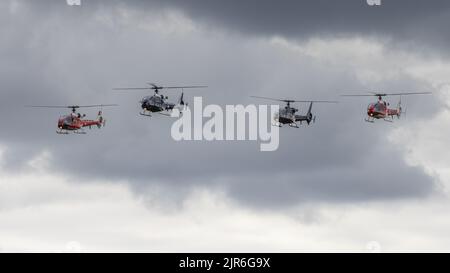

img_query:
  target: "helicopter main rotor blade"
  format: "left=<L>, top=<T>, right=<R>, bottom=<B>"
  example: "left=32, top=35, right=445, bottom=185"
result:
left=250, top=96, right=338, bottom=103
left=295, top=100, right=339, bottom=103
left=160, top=86, right=208, bottom=89
left=340, top=94, right=376, bottom=97
left=250, top=96, right=287, bottom=102
left=341, top=92, right=432, bottom=97
left=114, top=85, right=207, bottom=91
left=25, top=104, right=118, bottom=109
left=76, top=104, right=119, bottom=108
left=373, top=92, right=432, bottom=96
left=25, top=105, right=74, bottom=108
left=113, top=87, right=154, bottom=90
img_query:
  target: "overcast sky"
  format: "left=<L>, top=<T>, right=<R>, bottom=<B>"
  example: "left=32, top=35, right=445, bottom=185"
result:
left=1, top=0, right=450, bottom=252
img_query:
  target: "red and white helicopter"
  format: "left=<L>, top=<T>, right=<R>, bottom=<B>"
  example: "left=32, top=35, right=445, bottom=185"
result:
left=26, top=104, right=118, bottom=134
left=341, top=92, right=432, bottom=122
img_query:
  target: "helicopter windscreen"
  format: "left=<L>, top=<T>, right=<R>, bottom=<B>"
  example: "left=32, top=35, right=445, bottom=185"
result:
left=280, top=108, right=288, bottom=115
left=153, top=96, right=163, bottom=103
left=62, top=116, right=73, bottom=125
left=369, top=102, right=386, bottom=112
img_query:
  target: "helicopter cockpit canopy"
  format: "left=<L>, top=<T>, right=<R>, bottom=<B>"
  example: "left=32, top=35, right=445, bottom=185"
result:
left=152, top=95, right=163, bottom=103
left=62, top=115, right=74, bottom=125
left=142, top=95, right=152, bottom=102
left=368, top=102, right=387, bottom=113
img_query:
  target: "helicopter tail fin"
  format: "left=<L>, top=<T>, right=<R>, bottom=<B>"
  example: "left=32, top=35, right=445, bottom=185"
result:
left=175, top=91, right=188, bottom=112
left=178, top=91, right=185, bottom=106
left=306, top=102, right=314, bottom=124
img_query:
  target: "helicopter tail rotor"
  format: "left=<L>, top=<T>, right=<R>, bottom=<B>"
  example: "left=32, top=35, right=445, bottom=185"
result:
left=97, top=110, right=106, bottom=128
left=175, top=90, right=189, bottom=112
left=306, top=114, right=316, bottom=125
left=397, top=97, right=403, bottom=119
left=306, top=102, right=314, bottom=125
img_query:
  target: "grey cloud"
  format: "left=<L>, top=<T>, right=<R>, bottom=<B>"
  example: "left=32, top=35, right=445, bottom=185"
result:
left=103, top=0, right=450, bottom=55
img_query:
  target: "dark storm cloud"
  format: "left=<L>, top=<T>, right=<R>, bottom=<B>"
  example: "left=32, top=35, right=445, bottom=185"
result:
left=0, top=0, right=441, bottom=209
left=20, top=0, right=450, bottom=47
left=108, top=0, right=450, bottom=55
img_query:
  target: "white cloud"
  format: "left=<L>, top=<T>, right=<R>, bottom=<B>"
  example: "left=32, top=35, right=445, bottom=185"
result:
left=0, top=133, right=449, bottom=252
left=1, top=162, right=450, bottom=252
left=388, top=60, right=450, bottom=192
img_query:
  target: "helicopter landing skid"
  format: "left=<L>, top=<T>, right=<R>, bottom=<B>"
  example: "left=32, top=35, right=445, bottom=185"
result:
left=365, top=118, right=375, bottom=123
left=157, top=112, right=173, bottom=117
left=74, top=130, right=87, bottom=135
left=383, top=118, right=393, bottom=123
left=289, top=123, right=300, bottom=128
left=56, top=130, right=69, bottom=135
left=140, top=112, right=152, bottom=117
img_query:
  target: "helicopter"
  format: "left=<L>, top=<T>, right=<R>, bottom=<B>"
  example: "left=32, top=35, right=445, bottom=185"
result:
left=25, top=104, right=118, bottom=134
left=113, top=83, right=207, bottom=117
left=251, top=96, right=338, bottom=128
left=341, top=92, right=432, bottom=122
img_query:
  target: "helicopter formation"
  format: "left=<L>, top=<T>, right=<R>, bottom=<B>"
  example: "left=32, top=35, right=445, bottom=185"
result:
left=25, top=83, right=432, bottom=134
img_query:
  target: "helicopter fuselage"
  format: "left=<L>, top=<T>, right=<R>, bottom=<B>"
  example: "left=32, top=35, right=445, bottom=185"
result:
left=57, top=113, right=103, bottom=131
left=277, top=107, right=298, bottom=124
left=276, top=104, right=314, bottom=126
left=367, top=101, right=400, bottom=120
left=141, top=95, right=175, bottom=113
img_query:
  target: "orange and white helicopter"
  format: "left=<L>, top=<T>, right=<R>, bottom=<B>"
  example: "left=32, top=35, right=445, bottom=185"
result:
left=26, top=104, right=118, bottom=134
left=341, top=92, right=432, bottom=122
